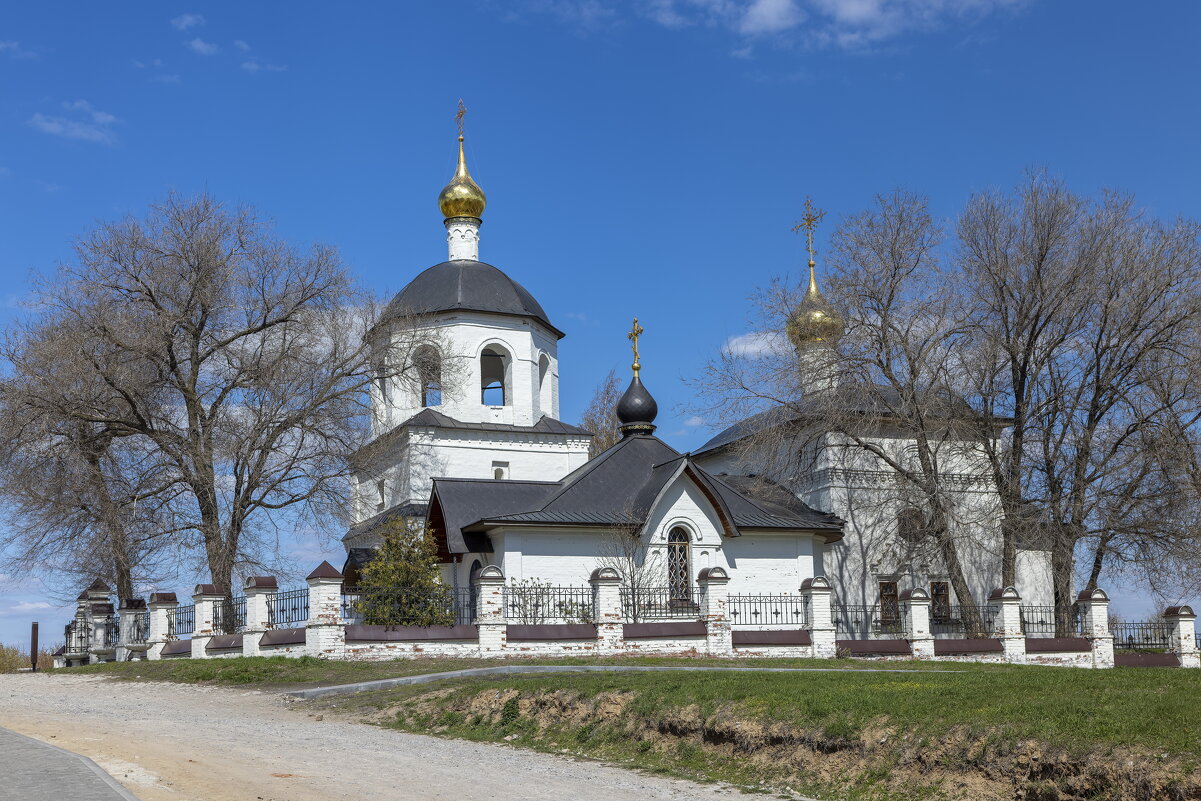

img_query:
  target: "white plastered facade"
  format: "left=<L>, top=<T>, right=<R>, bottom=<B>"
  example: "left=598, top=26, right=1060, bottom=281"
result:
left=694, top=426, right=1054, bottom=609
left=447, top=471, right=828, bottom=597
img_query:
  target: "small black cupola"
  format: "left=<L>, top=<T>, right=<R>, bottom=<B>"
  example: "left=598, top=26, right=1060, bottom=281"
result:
left=617, top=317, right=657, bottom=437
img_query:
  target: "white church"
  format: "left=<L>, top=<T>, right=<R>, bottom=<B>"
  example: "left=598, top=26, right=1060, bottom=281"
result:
left=342, top=128, right=1054, bottom=619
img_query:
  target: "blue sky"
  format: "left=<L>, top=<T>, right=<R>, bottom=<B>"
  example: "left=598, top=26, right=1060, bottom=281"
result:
left=2, top=1, right=1199, bottom=644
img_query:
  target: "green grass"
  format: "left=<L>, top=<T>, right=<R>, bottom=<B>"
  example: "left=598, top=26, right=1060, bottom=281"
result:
left=328, top=665, right=1201, bottom=757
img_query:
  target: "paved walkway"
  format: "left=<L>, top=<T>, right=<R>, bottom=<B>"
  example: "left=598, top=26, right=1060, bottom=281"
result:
left=0, top=725, right=141, bottom=800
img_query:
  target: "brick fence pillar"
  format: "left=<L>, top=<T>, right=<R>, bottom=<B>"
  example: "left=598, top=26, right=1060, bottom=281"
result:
left=191, top=584, right=225, bottom=659
left=989, top=586, right=1027, bottom=664
left=305, top=561, right=345, bottom=659
left=475, top=566, right=506, bottom=656
left=802, top=576, right=836, bottom=659
left=590, top=568, right=624, bottom=653
left=241, top=576, right=277, bottom=657
left=1164, top=605, right=1199, bottom=669
left=1078, top=588, right=1114, bottom=669
left=116, top=598, right=147, bottom=662
left=698, top=567, right=732, bottom=656
left=900, top=588, right=934, bottom=658
left=146, top=592, right=178, bottom=660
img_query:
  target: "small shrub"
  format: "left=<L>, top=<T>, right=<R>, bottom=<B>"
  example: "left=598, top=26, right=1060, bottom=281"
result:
left=500, top=696, right=521, bottom=727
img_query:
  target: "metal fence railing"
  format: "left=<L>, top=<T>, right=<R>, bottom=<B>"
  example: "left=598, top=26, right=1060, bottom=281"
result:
left=168, top=604, right=195, bottom=637
left=64, top=620, right=92, bottom=653
left=620, top=586, right=705, bottom=622
left=128, top=610, right=150, bottom=644
left=1112, top=621, right=1174, bottom=652
left=213, top=597, right=247, bottom=634
left=341, top=586, right=475, bottom=626
left=104, top=616, right=119, bottom=649
left=1020, top=605, right=1082, bottom=638
left=930, top=604, right=997, bottom=639
left=504, top=585, right=595, bottom=624
left=727, top=594, right=810, bottom=629
left=831, top=603, right=904, bottom=640
left=268, top=588, right=310, bottom=627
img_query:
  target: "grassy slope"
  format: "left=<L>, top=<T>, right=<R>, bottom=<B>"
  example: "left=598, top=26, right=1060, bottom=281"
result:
left=61, top=654, right=965, bottom=687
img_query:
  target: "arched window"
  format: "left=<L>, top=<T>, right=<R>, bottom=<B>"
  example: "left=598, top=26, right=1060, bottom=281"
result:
left=537, top=353, right=552, bottom=415
left=414, top=345, right=442, bottom=407
left=667, top=527, right=691, bottom=602
left=480, top=346, right=509, bottom=406
left=897, top=507, right=926, bottom=545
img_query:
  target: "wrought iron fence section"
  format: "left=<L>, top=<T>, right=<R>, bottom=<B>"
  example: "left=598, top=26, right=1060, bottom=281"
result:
left=727, top=594, right=810, bottom=628
left=341, top=586, right=475, bottom=626
left=64, top=620, right=92, bottom=653
left=620, top=586, right=705, bottom=622
left=168, top=604, right=195, bottom=637
left=831, top=603, right=904, bottom=640
left=104, top=616, right=119, bottom=648
left=268, top=588, right=310, bottom=627
left=128, top=610, right=150, bottom=644
left=930, top=604, right=997, bottom=639
left=1020, top=605, right=1082, bottom=638
left=1111, top=621, right=1174, bottom=652
left=504, top=584, right=596, bottom=624
left=213, top=596, right=247, bottom=633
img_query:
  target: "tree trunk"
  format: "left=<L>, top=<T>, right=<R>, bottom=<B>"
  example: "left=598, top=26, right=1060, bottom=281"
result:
left=1050, top=533, right=1077, bottom=637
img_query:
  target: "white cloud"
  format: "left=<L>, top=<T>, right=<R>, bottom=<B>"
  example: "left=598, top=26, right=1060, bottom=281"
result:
left=171, top=13, right=206, bottom=30
left=186, top=37, right=219, bottom=55
left=740, top=0, right=804, bottom=35
left=5, top=601, right=52, bottom=614
left=28, top=100, right=119, bottom=145
left=0, top=40, right=35, bottom=59
left=241, top=60, right=287, bottom=73
left=684, top=416, right=705, bottom=427
left=640, top=0, right=1030, bottom=49
left=234, top=39, right=251, bottom=51
left=723, top=330, right=789, bottom=358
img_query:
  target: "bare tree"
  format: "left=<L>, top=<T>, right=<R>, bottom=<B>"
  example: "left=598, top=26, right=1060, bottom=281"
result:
left=31, top=192, right=443, bottom=592
left=579, top=369, right=621, bottom=458
left=0, top=313, right=184, bottom=601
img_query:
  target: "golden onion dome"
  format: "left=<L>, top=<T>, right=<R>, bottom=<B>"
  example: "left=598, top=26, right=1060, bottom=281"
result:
left=787, top=261, right=844, bottom=348
left=438, top=135, right=487, bottom=219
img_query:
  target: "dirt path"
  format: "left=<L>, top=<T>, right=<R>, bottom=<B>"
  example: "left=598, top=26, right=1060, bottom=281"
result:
left=0, top=673, right=752, bottom=801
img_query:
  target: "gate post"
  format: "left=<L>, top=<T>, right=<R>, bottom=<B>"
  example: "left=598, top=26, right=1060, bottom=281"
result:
left=191, top=585, right=225, bottom=659
left=802, top=577, right=836, bottom=659
left=697, top=567, right=731, bottom=656
left=1078, top=588, right=1114, bottom=669
left=1164, top=606, right=1199, bottom=669
left=989, top=587, right=1027, bottom=664
left=242, top=576, right=277, bottom=657
left=590, top=568, right=624, bottom=654
left=146, top=593, right=177, bottom=660
left=900, top=588, right=934, bottom=659
left=475, top=566, right=507, bottom=656
left=305, top=562, right=346, bottom=659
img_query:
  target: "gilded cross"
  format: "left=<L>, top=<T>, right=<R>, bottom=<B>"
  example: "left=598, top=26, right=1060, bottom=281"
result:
left=791, top=196, right=826, bottom=266
left=628, top=317, right=645, bottom=373
left=455, top=99, right=467, bottom=138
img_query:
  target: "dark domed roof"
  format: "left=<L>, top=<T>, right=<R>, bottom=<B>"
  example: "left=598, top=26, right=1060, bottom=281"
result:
left=383, top=260, right=563, bottom=338
left=616, top=374, right=658, bottom=436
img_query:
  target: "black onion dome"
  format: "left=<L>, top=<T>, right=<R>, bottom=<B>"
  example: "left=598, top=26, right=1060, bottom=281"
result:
left=616, top=374, right=658, bottom=436
left=383, top=260, right=564, bottom=338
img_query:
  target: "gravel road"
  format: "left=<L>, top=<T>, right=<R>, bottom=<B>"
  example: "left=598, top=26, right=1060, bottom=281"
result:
left=0, top=673, right=749, bottom=801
